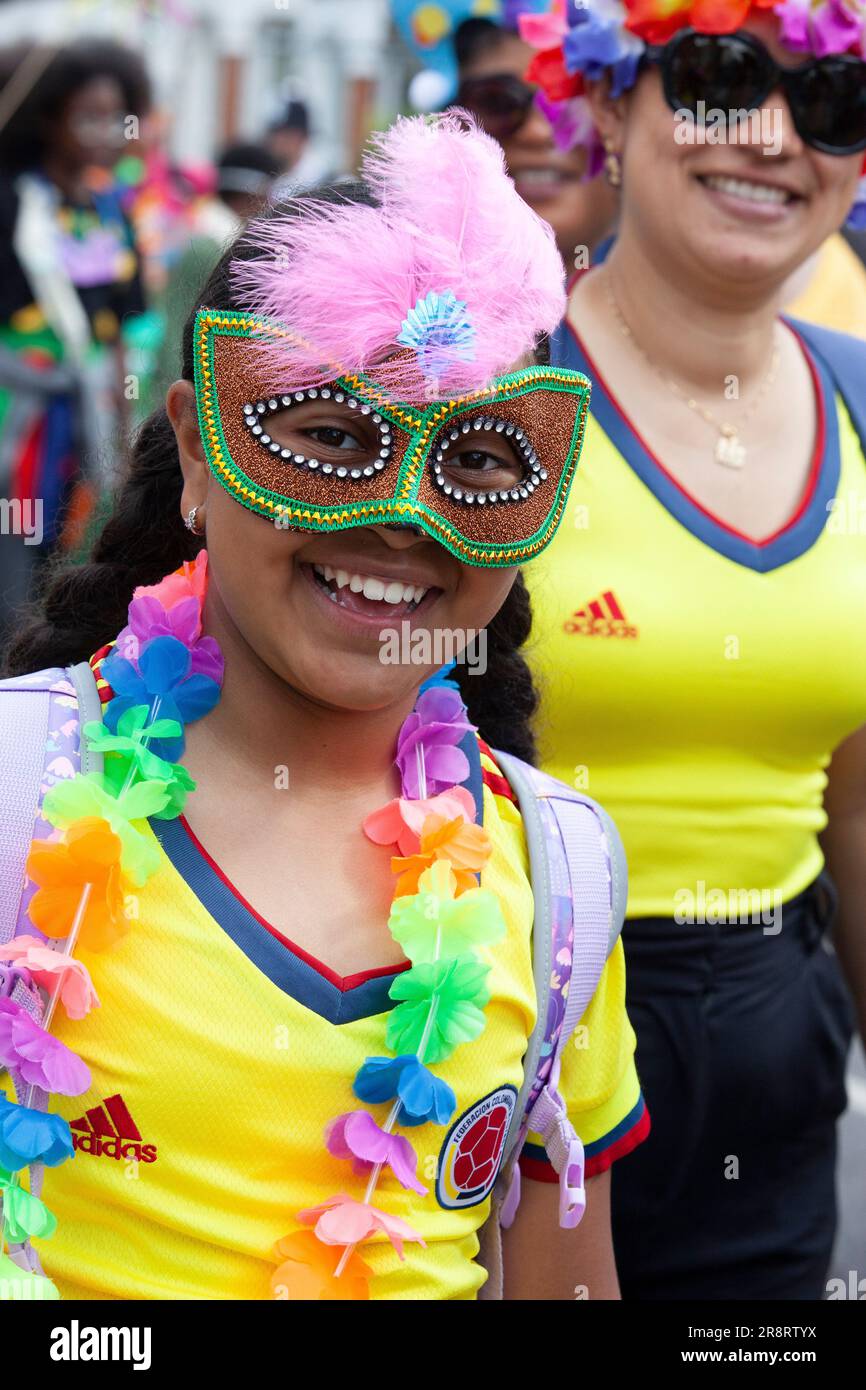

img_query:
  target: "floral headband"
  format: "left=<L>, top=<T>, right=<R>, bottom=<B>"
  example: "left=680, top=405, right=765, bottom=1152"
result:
left=518, top=0, right=866, bottom=225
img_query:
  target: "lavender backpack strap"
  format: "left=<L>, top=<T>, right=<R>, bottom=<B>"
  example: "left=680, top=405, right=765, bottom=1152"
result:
left=476, top=752, right=626, bottom=1300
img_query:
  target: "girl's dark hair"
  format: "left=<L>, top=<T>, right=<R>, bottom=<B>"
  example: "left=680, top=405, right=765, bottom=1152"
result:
left=4, top=181, right=539, bottom=763
left=0, top=40, right=150, bottom=173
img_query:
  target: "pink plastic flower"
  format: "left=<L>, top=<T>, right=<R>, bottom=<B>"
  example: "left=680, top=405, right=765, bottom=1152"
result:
left=0, top=938, right=99, bottom=1020
left=324, top=1112, right=427, bottom=1195
left=363, top=786, right=475, bottom=856
left=296, top=1194, right=426, bottom=1260
left=133, top=550, right=208, bottom=611
left=0, top=999, right=90, bottom=1095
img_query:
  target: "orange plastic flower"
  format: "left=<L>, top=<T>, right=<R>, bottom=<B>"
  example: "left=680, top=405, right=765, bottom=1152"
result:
left=391, top=814, right=491, bottom=897
left=26, top=818, right=126, bottom=952
left=270, top=1230, right=372, bottom=1301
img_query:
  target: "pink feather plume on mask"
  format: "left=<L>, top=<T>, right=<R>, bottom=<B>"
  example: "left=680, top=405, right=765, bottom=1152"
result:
left=229, top=113, right=566, bottom=404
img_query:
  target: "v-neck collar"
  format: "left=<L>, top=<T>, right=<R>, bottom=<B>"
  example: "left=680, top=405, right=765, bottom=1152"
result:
left=550, top=314, right=840, bottom=575
left=148, top=725, right=486, bottom=1025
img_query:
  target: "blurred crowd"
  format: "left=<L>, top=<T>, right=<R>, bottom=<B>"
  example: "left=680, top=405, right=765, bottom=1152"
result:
left=0, top=17, right=864, bottom=652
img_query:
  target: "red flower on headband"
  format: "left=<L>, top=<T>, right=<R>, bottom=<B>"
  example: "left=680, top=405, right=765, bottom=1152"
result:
left=526, top=46, right=585, bottom=100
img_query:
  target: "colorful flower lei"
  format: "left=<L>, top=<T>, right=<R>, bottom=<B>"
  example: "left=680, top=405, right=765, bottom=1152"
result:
left=517, top=0, right=866, bottom=222
left=1, top=556, right=507, bottom=1302
left=271, top=675, right=508, bottom=1300
left=0, top=552, right=222, bottom=1299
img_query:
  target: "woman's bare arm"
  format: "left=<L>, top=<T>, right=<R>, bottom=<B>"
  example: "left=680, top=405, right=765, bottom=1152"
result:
left=820, top=721, right=866, bottom=1043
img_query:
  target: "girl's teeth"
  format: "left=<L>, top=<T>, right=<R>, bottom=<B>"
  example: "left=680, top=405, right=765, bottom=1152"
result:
left=311, top=563, right=428, bottom=606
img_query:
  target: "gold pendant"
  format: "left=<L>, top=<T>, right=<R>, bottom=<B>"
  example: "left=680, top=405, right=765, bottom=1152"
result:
left=715, top=427, right=746, bottom=469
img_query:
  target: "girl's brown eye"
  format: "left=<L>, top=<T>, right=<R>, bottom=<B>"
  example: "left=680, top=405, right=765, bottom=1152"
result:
left=242, top=393, right=395, bottom=478
left=430, top=416, right=547, bottom=504
left=305, top=425, right=366, bottom=451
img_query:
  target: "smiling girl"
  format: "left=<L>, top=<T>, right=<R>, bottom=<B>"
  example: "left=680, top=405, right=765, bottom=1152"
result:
left=0, top=115, right=647, bottom=1302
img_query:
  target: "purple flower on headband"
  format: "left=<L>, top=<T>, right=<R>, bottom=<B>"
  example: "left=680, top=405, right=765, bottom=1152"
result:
left=775, top=0, right=865, bottom=57
left=562, top=0, right=643, bottom=98
left=395, top=685, right=474, bottom=798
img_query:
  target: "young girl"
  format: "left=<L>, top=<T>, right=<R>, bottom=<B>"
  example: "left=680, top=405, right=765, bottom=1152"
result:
left=0, top=115, right=646, bottom=1302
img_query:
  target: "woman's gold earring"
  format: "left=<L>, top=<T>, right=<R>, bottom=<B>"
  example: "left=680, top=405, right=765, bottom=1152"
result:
left=603, top=141, right=622, bottom=189
left=185, top=505, right=205, bottom=536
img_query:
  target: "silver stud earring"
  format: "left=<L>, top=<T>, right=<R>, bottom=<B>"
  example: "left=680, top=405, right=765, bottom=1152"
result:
left=185, top=506, right=204, bottom=535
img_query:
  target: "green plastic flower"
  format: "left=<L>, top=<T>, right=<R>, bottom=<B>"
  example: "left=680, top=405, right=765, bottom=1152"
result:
left=42, top=773, right=167, bottom=886
left=92, top=707, right=197, bottom=821
left=386, top=956, right=491, bottom=1063
left=0, top=1165, right=56, bottom=1241
left=388, top=860, right=506, bottom=964
left=84, top=704, right=184, bottom=784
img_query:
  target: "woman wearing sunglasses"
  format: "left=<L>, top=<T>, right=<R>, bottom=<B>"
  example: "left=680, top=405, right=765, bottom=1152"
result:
left=452, top=16, right=619, bottom=263
left=519, top=0, right=866, bottom=1299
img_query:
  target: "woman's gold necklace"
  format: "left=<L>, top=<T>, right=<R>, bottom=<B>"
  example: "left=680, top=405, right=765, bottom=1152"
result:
left=603, top=270, right=780, bottom=469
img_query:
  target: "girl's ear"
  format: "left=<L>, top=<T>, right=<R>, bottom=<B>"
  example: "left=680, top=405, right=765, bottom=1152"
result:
left=584, top=75, right=630, bottom=158
left=166, top=380, right=209, bottom=525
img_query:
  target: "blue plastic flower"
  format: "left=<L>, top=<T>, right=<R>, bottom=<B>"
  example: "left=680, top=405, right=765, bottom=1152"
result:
left=419, top=663, right=460, bottom=694
left=0, top=1094, right=74, bottom=1172
left=397, top=289, right=476, bottom=378
left=353, top=1054, right=456, bottom=1128
left=103, top=637, right=220, bottom=760
left=562, top=0, right=643, bottom=99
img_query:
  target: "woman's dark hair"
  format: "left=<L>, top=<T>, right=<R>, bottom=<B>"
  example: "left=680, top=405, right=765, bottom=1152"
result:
left=453, top=18, right=514, bottom=73
left=4, top=180, right=539, bottom=763
left=0, top=40, right=150, bottom=173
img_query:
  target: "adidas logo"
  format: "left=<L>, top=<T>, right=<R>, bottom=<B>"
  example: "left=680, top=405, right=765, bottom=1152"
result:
left=564, top=590, right=638, bottom=639
left=69, top=1094, right=157, bottom=1164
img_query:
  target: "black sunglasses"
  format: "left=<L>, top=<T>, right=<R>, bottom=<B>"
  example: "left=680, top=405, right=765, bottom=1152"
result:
left=453, top=74, right=536, bottom=140
left=642, top=28, right=866, bottom=155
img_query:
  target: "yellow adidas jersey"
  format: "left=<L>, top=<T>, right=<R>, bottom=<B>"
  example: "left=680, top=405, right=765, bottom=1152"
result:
left=528, top=318, right=866, bottom=920
left=5, top=745, right=645, bottom=1301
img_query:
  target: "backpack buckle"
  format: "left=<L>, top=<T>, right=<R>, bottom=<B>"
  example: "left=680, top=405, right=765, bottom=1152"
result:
left=559, top=1136, right=586, bottom=1229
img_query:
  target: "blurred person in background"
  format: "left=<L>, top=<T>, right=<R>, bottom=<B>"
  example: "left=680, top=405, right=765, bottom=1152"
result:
left=520, top=0, right=865, bottom=1300
left=0, top=39, right=149, bottom=650
left=452, top=16, right=618, bottom=266
left=266, top=97, right=332, bottom=197
left=155, top=141, right=280, bottom=394
left=784, top=225, right=866, bottom=338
